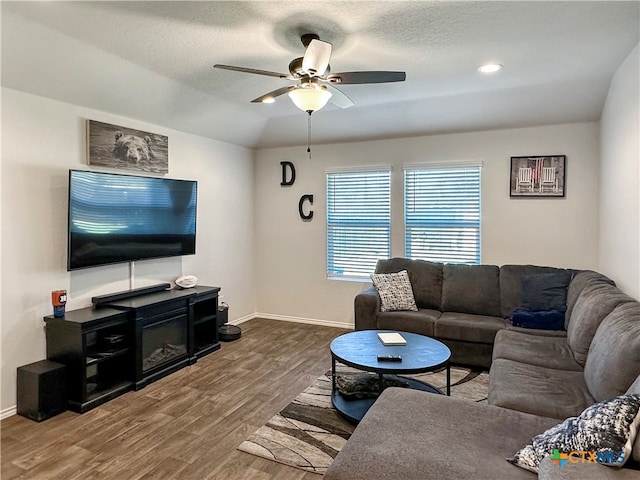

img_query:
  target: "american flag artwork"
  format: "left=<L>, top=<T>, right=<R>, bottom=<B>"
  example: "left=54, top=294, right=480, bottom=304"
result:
left=510, top=155, right=566, bottom=197
left=529, top=157, right=545, bottom=184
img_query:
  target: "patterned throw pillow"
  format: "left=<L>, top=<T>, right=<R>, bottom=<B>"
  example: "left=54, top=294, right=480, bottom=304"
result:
left=508, top=394, right=640, bottom=473
left=370, top=270, right=418, bottom=312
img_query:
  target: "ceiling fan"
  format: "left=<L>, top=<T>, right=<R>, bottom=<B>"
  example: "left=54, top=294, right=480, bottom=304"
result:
left=214, top=33, right=406, bottom=114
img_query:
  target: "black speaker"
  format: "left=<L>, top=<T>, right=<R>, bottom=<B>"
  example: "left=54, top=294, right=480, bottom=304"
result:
left=17, top=360, right=67, bottom=422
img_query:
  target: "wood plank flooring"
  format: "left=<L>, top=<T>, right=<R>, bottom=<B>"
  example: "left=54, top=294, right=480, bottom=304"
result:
left=1, top=318, right=348, bottom=480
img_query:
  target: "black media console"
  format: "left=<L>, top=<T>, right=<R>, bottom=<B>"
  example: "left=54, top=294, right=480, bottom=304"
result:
left=44, top=285, right=220, bottom=413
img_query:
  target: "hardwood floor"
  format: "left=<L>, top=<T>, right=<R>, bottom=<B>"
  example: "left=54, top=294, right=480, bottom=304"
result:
left=1, top=319, right=348, bottom=480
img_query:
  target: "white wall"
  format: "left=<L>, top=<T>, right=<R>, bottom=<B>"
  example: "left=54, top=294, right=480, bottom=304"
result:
left=1, top=88, right=256, bottom=413
left=599, top=44, right=640, bottom=298
left=255, top=123, right=601, bottom=326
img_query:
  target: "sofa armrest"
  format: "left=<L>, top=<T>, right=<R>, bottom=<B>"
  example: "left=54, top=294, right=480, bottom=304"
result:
left=354, top=286, right=381, bottom=330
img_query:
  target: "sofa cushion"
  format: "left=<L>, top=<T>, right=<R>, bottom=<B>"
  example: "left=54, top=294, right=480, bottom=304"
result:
left=375, top=258, right=443, bottom=309
left=567, top=283, right=635, bottom=366
left=520, top=271, right=572, bottom=312
left=435, top=312, right=507, bottom=344
left=438, top=338, right=494, bottom=369
left=376, top=309, right=441, bottom=337
left=324, top=388, right=558, bottom=480
left=565, top=270, right=616, bottom=328
left=500, top=265, right=572, bottom=319
left=370, top=270, right=418, bottom=312
left=492, top=329, right=582, bottom=371
left=442, top=264, right=501, bottom=316
left=584, top=302, right=640, bottom=402
left=509, top=394, right=640, bottom=473
left=506, top=326, right=568, bottom=337
left=489, top=358, right=594, bottom=419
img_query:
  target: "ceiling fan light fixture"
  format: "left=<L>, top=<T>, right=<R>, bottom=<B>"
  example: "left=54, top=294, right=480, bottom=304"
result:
left=288, top=86, right=332, bottom=113
left=478, top=63, right=503, bottom=74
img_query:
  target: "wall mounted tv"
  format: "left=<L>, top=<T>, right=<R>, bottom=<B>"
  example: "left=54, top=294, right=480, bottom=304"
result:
left=68, top=170, right=197, bottom=271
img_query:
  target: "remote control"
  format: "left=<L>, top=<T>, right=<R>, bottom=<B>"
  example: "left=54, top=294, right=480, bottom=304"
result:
left=377, top=355, right=402, bottom=362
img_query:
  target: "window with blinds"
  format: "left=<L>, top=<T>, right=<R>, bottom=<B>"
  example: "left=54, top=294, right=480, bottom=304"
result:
left=404, top=166, right=481, bottom=264
left=326, top=169, right=391, bottom=278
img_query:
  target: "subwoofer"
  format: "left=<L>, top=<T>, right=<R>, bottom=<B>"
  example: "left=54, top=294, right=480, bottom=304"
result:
left=17, top=360, right=67, bottom=422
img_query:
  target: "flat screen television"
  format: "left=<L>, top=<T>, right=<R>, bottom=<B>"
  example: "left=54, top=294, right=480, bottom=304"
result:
left=68, top=169, right=197, bottom=271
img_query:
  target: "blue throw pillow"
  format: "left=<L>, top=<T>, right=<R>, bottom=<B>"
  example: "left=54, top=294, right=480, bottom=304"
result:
left=511, top=309, right=565, bottom=330
left=521, top=272, right=572, bottom=312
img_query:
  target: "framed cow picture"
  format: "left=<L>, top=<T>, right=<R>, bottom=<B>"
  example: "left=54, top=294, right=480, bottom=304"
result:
left=86, top=120, right=168, bottom=174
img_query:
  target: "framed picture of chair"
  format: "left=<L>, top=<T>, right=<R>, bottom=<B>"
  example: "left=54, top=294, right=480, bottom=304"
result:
left=510, top=155, right=566, bottom=198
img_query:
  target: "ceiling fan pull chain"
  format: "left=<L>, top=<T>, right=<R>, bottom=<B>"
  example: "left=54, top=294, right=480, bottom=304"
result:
left=307, top=111, right=312, bottom=158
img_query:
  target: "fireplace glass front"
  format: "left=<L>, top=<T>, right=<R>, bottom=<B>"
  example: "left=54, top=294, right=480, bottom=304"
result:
left=142, top=314, right=188, bottom=372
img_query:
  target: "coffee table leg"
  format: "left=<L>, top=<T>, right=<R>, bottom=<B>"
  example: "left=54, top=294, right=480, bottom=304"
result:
left=446, top=364, right=451, bottom=396
left=331, top=356, right=336, bottom=393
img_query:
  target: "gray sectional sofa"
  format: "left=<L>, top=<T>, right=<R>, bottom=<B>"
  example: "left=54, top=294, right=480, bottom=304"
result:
left=325, top=259, right=640, bottom=480
left=355, top=258, right=592, bottom=368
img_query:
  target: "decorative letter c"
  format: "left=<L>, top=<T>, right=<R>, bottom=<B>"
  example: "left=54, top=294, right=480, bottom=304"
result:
left=299, top=194, right=314, bottom=221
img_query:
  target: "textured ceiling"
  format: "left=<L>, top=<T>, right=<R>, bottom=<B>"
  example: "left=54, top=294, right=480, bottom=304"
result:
left=2, top=1, right=639, bottom=149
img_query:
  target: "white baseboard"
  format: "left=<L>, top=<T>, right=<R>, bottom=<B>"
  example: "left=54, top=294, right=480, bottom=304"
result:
left=227, top=313, right=255, bottom=326
left=1, top=406, right=17, bottom=420
left=253, top=312, right=354, bottom=330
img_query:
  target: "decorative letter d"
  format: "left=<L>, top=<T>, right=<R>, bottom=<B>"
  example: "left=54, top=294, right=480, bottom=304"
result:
left=280, top=161, right=296, bottom=186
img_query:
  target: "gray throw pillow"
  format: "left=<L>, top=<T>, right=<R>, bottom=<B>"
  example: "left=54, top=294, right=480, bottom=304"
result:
left=508, top=394, right=640, bottom=473
left=370, top=270, right=418, bottom=312
left=521, top=271, right=572, bottom=312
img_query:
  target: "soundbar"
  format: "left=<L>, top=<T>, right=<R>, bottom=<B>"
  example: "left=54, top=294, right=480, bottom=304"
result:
left=92, top=283, right=172, bottom=306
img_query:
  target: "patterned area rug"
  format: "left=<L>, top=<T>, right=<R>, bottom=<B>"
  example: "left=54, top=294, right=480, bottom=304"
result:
left=237, top=366, right=488, bottom=474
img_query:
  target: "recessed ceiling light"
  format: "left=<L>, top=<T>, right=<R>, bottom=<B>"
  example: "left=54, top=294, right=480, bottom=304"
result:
left=478, top=63, right=503, bottom=74
left=262, top=97, right=276, bottom=104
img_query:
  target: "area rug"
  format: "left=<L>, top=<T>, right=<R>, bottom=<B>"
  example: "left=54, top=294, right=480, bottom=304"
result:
left=237, top=366, right=488, bottom=474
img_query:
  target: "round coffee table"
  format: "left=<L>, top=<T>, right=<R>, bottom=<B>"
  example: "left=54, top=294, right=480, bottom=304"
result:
left=330, top=330, right=451, bottom=423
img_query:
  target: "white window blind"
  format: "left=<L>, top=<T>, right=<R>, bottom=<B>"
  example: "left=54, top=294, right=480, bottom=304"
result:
left=404, top=166, right=481, bottom=264
left=327, top=169, right=391, bottom=278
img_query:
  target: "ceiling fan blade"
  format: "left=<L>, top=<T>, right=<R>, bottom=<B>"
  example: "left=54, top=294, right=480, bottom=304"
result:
left=214, top=64, right=294, bottom=80
left=302, top=39, right=332, bottom=77
left=325, top=71, right=406, bottom=84
left=250, top=86, right=294, bottom=104
left=326, top=85, right=354, bottom=109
